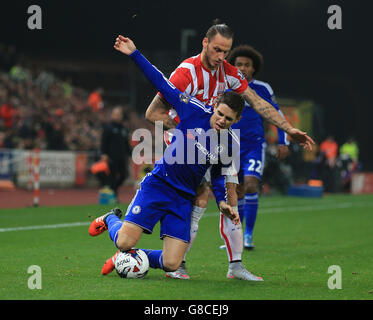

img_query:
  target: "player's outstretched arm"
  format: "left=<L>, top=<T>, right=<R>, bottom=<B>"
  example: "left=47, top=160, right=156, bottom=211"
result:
left=113, top=34, right=190, bottom=119
left=242, top=87, right=315, bottom=150
left=114, top=35, right=178, bottom=129
left=114, top=35, right=137, bottom=55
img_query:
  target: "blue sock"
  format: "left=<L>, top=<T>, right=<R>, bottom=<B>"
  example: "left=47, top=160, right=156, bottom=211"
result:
left=106, top=217, right=165, bottom=270
left=141, top=249, right=164, bottom=270
left=237, top=198, right=245, bottom=224
left=106, top=214, right=123, bottom=247
left=244, top=192, right=258, bottom=238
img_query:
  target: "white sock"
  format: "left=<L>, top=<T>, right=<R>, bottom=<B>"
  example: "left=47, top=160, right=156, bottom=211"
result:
left=183, top=206, right=206, bottom=261
left=219, top=207, right=243, bottom=262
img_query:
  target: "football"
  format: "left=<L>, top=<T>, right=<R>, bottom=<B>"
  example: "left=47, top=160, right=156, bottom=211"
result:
left=115, top=249, right=149, bottom=279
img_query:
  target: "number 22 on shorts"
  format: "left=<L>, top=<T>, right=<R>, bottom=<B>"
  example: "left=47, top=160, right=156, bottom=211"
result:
left=247, top=159, right=262, bottom=174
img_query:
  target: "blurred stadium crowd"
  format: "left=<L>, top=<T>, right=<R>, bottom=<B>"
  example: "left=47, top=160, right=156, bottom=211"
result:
left=0, top=43, right=152, bottom=153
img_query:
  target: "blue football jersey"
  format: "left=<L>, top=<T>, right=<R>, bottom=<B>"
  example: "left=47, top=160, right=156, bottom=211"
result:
left=130, top=49, right=240, bottom=204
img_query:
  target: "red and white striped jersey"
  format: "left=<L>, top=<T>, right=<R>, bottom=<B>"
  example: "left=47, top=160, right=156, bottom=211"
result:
left=160, top=53, right=247, bottom=109
left=160, top=53, right=248, bottom=143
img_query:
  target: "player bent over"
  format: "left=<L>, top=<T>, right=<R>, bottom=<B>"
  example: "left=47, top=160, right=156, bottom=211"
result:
left=88, top=35, right=264, bottom=279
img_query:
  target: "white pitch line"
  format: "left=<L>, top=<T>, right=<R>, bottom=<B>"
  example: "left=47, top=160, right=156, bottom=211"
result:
left=0, top=201, right=372, bottom=233
left=0, top=221, right=90, bottom=233
left=203, top=200, right=373, bottom=217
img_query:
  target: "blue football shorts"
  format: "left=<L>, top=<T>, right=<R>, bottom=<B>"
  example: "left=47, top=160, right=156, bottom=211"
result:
left=238, top=141, right=267, bottom=183
left=124, top=173, right=193, bottom=243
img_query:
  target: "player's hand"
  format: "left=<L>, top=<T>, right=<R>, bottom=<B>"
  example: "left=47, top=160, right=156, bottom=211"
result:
left=287, top=128, right=315, bottom=150
left=276, top=145, right=290, bottom=160
left=114, top=35, right=136, bottom=55
left=219, top=201, right=240, bottom=225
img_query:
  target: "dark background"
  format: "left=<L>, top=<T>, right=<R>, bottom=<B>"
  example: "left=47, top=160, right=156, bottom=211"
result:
left=1, top=0, right=372, bottom=169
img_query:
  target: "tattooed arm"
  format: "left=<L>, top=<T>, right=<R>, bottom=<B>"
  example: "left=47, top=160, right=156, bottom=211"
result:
left=145, top=94, right=178, bottom=130
left=241, top=86, right=292, bottom=131
left=241, top=86, right=315, bottom=149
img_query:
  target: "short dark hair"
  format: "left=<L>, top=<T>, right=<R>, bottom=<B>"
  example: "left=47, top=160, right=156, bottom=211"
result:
left=205, top=19, right=234, bottom=41
left=227, top=45, right=263, bottom=76
left=216, top=91, right=245, bottom=118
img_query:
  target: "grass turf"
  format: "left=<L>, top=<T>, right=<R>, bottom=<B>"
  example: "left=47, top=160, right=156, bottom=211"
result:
left=0, top=193, right=372, bottom=300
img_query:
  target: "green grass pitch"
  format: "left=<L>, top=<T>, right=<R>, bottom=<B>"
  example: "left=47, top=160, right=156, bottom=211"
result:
left=0, top=194, right=372, bottom=300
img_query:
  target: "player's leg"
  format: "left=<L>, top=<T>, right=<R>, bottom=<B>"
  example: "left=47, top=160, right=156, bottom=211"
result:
left=101, top=219, right=166, bottom=273
left=222, top=169, right=244, bottom=251
left=96, top=173, right=174, bottom=274
left=219, top=210, right=263, bottom=281
left=102, top=220, right=186, bottom=274
left=88, top=206, right=125, bottom=275
left=236, top=183, right=246, bottom=223
left=88, top=207, right=123, bottom=237
left=140, top=223, right=191, bottom=273
left=219, top=190, right=242, bottom=264
left=240, top=141, right=265, bottom=249
left=104, top=222, right=188, bottom=273
left=219, top=180, right=241, bottom=253
left=237, top=182, right=245, bottom=226
left=219, top=173, right=240, bottom=247
left=162, top=236, right=189, bottom=271
left=243, top=175, right=259, bottom=249
left=129, top=175, right=193, bottom=274
left=93, top=213, right=143, bottom=276
left=219, top=180, right=242, bottom=264
left=99, top=218, right=146, bottom=274
left=115, top=221, right=143, bottom=250
left=220, top=178, right=262, bottom=281
left=165, top=179, right=209, bottom=279
left=186, top=182, right=209, bottom=256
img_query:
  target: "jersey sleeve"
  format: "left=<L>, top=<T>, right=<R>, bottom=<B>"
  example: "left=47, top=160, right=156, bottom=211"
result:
left=223, top=61, right=248, bottom=94
left=157, top=65, right=193, bottom=100
left=257, top=83, right=289, bottom=146
left=129, top=49, right=202, bottom=122
left=157, top=64, right=193, bottom=124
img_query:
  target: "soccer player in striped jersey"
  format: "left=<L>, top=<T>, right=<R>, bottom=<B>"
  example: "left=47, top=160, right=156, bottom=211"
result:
left=89, top=35, right=251, bottom=278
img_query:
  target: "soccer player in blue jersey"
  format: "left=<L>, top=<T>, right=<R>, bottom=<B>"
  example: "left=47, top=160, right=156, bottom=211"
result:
left=228, top=45, right=290, bottom=249
left=89, top=35, right=253, bottom=277
left=89, top=33, right=313, bottom=281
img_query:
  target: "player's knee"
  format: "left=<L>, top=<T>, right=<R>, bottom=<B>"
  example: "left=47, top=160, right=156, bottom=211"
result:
left=236, top=183, right=245, bottom=198
left=163, top=257, right=182, bottom=272
left=194, top=183, right=209, bottom=208
left=115, top=236, right=133, bottom=252
left=116, top=227, right=139, bottom=251
left=244, top=177, right=259, bottom=194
